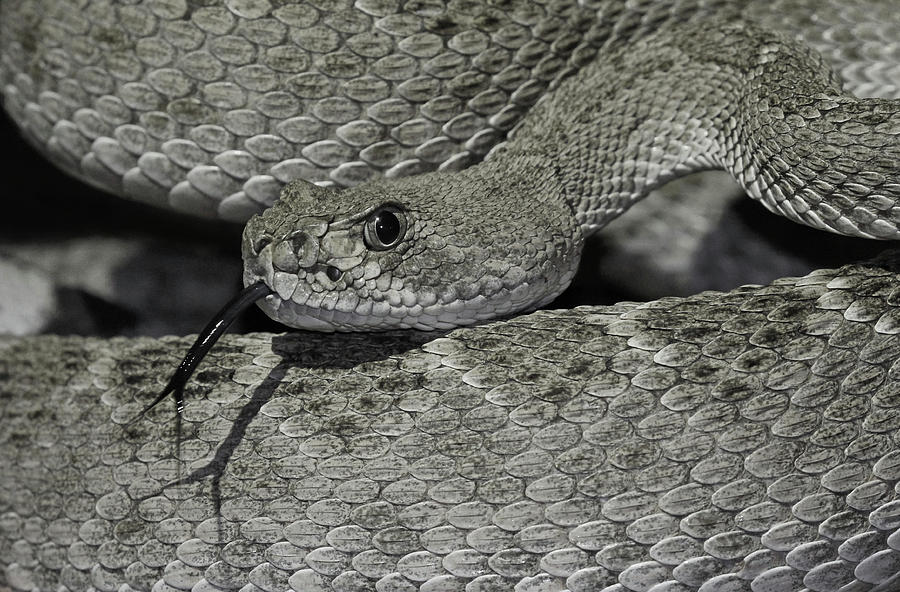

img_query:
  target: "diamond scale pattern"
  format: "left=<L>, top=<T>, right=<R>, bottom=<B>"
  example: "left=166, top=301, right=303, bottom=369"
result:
left=3, top=258, right=900, bottom=590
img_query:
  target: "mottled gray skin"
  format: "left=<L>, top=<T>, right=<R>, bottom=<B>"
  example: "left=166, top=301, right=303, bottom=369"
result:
left=5, top=257, right=900, bottom=592
left=0, top=0, right=605, bottom=219
left=3, top=0, right=900, bottom=591
left=2, top=0, right=894, bottom=222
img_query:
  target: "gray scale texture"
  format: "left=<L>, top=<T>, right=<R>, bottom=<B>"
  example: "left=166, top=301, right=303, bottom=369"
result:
left=5, top=258, right=900, bottom=591
left=0, top=0, right=897, bottom=222
left=0, top=0, right=603, bottom=220
left=238, top=9, right=899, bottom=331
left=2, top=0, right=900, bottom=590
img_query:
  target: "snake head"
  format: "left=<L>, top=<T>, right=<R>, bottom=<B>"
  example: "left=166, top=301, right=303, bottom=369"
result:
left=242, top=167, right=584, bottom=331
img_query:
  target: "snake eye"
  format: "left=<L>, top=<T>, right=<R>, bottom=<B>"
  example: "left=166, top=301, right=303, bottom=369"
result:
left=364, top=205, right=407, bottom=251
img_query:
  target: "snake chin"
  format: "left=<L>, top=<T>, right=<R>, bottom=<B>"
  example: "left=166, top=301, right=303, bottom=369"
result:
left=249, top=277, right=574, bottom=332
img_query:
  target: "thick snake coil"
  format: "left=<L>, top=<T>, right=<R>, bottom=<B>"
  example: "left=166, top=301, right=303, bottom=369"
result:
left=2, top=0, right=900, bottom=590
left=5, top=259, right=900, bottom=592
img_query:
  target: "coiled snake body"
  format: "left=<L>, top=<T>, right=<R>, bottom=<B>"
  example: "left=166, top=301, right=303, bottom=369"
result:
left=2, top=0, right=900, bottom=590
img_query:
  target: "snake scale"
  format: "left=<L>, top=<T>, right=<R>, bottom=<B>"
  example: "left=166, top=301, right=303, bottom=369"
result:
left=3, top=0, right=900, bottom=590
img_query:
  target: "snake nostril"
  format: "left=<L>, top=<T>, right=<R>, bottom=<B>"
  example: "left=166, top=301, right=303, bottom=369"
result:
left=325, top=265, right=342, bottom=282
left=251, top=236, right=272, bottom=255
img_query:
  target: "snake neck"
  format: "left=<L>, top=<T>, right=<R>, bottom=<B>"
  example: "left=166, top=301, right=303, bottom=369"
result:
left=489, top=17, right=900, bottom=240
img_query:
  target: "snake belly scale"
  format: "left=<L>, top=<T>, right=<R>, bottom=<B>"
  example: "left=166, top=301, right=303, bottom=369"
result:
left=2, top=0, right=900, bottom=591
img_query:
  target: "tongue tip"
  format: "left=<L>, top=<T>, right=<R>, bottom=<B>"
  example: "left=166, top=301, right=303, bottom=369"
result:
left=128, top=382, right=177, bottom=425
left=134, top=281, right=274, bottom=423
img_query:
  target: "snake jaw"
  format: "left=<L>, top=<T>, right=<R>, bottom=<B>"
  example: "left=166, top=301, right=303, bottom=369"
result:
left=243, top=241, right=583, bottom=332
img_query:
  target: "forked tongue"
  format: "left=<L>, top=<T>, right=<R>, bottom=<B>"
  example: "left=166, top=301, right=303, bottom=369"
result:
left=133, top=281, right=273, bottom=422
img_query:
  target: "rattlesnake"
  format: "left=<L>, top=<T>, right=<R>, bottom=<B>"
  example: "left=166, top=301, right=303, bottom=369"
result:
left=2, top=0, right=900, bottom=590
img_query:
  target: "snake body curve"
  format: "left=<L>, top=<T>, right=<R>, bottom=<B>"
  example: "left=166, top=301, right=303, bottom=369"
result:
left=1, top=0, right=897, bottom=222
left=5, top=259, right=900, bottom=592
left=3, top=0, right=900, bottom=590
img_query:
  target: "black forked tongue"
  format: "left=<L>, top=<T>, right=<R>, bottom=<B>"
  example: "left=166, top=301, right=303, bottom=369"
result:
left=132, top=281, right=273, bottom=422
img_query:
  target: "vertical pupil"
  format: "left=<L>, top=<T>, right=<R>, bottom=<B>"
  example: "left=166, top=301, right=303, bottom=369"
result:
left=375, top=211, right=400, bottom=244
